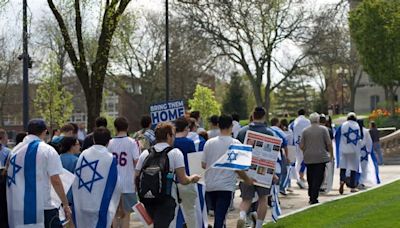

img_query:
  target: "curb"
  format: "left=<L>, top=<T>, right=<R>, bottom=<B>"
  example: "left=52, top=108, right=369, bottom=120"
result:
left=275, top=175, right=400, bottom=220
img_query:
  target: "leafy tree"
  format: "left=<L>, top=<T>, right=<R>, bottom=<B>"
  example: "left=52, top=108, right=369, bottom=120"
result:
left=223, top=73, right=247, bottom=119
left=34, top=62, right=74, bottom=130
left=189, top=84, right=221, bottom=128
left=349, top=0, right=400, bottom=115
left=47, top=0, right=132, bottom=131
left=176, top=0, right=311, bottom=120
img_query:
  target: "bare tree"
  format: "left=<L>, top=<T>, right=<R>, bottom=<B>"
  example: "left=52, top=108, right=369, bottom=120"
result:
left=47, top=0, right=132, bottom=131
left=176, top=0, right=311, bottom=119
left=0, top=37, right=20, bottom=126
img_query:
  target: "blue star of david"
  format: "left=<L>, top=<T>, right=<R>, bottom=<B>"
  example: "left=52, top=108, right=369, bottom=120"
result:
left=360, top=146, right=369, bottom=162
left=227, top=150, right=238, bottom=163
left=7, top=155, right=22, bottom=187
left=75, top=156, right=103, bottom=193
left=343, top=127, right=360, bottom=145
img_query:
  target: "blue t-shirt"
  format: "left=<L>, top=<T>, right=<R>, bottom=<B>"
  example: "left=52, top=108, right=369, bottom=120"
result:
left=236, top=122, right=274, bottom=143
left=60, top=153, right=78, bottom=204
left=0, top=145, right=11, bottom=168
left=174, top=137, right=196, bottom=175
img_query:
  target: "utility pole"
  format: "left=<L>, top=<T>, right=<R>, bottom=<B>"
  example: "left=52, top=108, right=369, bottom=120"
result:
left=165, top=0, right=170, bottom=102
left=22, top=0, right=30, bottom=130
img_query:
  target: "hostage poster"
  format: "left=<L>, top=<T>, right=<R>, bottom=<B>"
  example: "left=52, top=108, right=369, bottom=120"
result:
left=244, top=130, right=282, bottom=188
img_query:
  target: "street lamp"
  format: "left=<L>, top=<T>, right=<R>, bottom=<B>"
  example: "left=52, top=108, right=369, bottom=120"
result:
left=336, top=67, right=348, bottom=114
left=21, top=0, right=31, bottom=130
left=165, top=0, right=169, bottom=103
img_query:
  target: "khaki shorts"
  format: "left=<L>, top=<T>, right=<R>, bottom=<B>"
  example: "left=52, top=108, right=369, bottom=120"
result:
left=239, top=182, right=270, bottom=200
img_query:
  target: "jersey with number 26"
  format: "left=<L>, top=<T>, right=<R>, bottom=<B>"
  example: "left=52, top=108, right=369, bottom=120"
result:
left=108, top=136, right=140, bottom=193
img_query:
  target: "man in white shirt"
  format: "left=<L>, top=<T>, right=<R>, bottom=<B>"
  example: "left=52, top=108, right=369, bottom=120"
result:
left=136, top=122, right=201, bottom=228
left=288, top=109, right=311, bottom=188
left=72, top=127, right=121, bottom=228
left=207, top=115, right=220, bottom=139
left=232, top=113, right=242, bottom=138
left=7, top=119, right=71, bottom=228
left=108, top=117, right=140, bottom=228
left=202, top=114, right=253, bottom=228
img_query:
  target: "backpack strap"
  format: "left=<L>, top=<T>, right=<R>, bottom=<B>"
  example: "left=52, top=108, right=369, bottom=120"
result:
left=159, top=146, right=183, bottom=204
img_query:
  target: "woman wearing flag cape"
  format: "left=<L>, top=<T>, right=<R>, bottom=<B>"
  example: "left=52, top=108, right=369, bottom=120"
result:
left=357, top=120, right=381, bottom=188
left=335, top=112, right=362, bottom=194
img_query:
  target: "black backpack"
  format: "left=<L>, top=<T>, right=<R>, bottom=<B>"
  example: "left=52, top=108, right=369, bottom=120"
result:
left=137, top=146, right=174, bottom=204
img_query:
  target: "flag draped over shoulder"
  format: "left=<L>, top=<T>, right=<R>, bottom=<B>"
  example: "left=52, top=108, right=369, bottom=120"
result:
left=271, top=185, right=281, bottom=223
left=7, top=140, right=44, bottom=228
left=72, top=146, right=121, bottom=228
left=335, top=120, right=361, bottom=168
left=359, top=128, right=380, bottom=186
left=212, top=144, right=252, bottom=170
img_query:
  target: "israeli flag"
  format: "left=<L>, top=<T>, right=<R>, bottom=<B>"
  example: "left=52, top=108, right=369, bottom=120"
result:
left=7, top=140, right=45, bottom=227
left=72, top=145, right=121, bottom=228
left=212, top=144, right=252, bottom=170
left=335, top=120, right=361, bottom=168
left=271, top=184, right=281, bottom=223
left=282, top=165, right=292, bottom=189
left=359, top=128, right=380, bottom=186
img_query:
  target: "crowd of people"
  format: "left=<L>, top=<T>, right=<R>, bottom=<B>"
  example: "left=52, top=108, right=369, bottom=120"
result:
left=0, top=107, right=382, bottom=228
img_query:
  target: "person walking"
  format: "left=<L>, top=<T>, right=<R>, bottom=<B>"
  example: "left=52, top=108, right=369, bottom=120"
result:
left=369, top=121, right=383, bottom=165
left=288, top=109, right=311, bottom=189
left=108, top=117, right=140, bottom=228
left=236, top=107, right=274, bottom=228
left=7, top=119, right=71, bottom=227
left=300, top=113, right=333, bottom=204
left=136, top=122, right=201, bottom=228
left=202, top=114, right=253, bottom=228
left=335, top=112, right=362, bottom=194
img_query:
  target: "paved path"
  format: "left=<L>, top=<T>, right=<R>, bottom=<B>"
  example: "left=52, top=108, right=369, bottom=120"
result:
left=130, top=165, right=400, bottom=227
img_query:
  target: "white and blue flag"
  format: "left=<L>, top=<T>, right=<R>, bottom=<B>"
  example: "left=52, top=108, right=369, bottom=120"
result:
left=271, top=184, right=281, bottom=223
left=359, top=128, right=380, bottom=186
left=212, top=144, right=253, bottom=170
left=72, top=145, right=121, bottom=228
left=7, top=140, right=45, bottom=228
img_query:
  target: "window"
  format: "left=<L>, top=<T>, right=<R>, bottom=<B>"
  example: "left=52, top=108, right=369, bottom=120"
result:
left=370, top=95, right=380, bottom=111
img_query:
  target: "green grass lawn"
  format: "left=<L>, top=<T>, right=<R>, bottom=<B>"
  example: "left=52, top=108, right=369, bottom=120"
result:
left=266, top=180, right=400, bottom=228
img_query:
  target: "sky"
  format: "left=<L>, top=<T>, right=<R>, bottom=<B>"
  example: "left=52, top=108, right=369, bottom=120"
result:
left=0, top=0, right=343, bottom=86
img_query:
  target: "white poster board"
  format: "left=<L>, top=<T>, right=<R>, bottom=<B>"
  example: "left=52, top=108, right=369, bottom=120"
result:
left=150, top=100, right=185, bottom=125
left=187, top=152, right=205, bottom=177
left=244, top=130, right=282, bottom=188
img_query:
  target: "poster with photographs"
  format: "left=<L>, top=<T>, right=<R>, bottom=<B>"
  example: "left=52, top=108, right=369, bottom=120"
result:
left=244, top=130, right=282, bottom=188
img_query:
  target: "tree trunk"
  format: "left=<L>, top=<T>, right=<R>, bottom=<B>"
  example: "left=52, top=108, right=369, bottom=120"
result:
left=349, top=86, right=357, bottom=112
left=389, top=87, right=397, bottom=116
left=264, top=88, right=271, bottom=121
left=383, top=85, right=389, bottom=110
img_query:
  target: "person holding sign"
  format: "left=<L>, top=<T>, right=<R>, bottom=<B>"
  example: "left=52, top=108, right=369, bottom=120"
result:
left=236, top=107, right=274, bottom=228
left=299, top=113, right=333, bottom=204
left=202, top=115, right=253, bottom=228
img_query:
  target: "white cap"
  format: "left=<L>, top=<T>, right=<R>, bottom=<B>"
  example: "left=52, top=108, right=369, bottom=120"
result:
left=347, top=112, right=357, bottom=118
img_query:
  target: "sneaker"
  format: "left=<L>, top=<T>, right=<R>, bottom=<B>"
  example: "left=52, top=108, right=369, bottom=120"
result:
left=357, top=184, right=366, bottom=190
left=280, top=190, right=287, bottom=196
left=236, top=218, right=246, bottom=228
left=339, top=182, right=344, bottom=195
left=297, top=181, right=306, bottom=189
left=287, top=188, right=294, bottom=193
left=350, top=188, right=359, bottom=193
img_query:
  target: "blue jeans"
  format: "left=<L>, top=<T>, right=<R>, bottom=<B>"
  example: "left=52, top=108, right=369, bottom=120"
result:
left=373, top=142, right=384, bottom=165
left=279, top=153, right=288, bottom=191
left=206, top=191, right=232, bottom=228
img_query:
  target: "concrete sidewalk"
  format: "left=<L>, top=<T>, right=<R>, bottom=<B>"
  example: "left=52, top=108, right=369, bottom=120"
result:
left=129, top=165, right=399, bottom=227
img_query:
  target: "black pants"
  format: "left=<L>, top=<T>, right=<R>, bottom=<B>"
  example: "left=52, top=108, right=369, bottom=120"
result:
left=0, top=172, right=8, bottom=228
left=340, top=169, right=357, bottom=188
left=206, top=191, right=233, bottom=228
left=306, top=163, right=326, bottom=203
left=143, top=196, right=176, bottom=228
left=44, top=208, right=62, bottom=228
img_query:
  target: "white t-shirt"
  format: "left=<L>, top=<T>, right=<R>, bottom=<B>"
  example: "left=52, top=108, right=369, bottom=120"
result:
left=136, top=142, right=185, bottom=173
left=202, top=136, right=240, bottom=192
left=232, top=121, right=242, bottom=138
left=12, top=135, right=64, bottom=209
left=207, top=129, right=220, bottom=139
left=108, top=136, right=140, bottom=193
